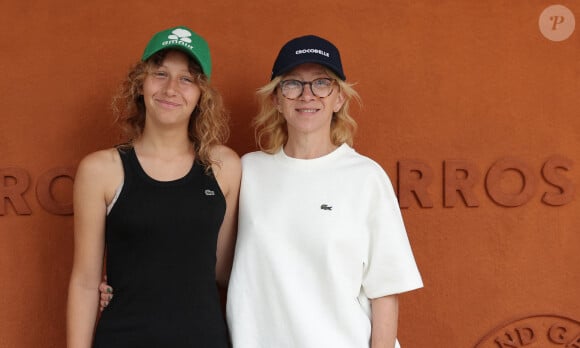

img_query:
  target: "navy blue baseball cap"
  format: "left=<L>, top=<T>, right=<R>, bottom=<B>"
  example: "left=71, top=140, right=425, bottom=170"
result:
left=271, top=35, right=346, bottom=81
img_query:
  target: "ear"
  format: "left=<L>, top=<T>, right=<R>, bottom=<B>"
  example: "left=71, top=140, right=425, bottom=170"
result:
left=333, top=90, right=346, bottom=113
left=271, top=93, right=282, bottom=113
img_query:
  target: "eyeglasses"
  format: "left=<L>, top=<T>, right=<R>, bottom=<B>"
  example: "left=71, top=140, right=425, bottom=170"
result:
left=279, top=78, right=335, bottom=100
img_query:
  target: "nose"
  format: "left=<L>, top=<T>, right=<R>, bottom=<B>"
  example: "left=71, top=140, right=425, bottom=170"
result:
left=299, top=82, right=316, bottom=101
left=163, top=77, right=179, bottom=96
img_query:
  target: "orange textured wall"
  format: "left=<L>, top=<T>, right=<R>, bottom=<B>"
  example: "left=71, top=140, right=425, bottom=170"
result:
left=1, top=1, right=578, bottom=347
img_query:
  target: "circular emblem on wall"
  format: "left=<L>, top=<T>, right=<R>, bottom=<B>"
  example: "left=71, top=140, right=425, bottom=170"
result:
left=539, top=4, right=575, bottom=41
left=475, top=314, right=580, bottom=347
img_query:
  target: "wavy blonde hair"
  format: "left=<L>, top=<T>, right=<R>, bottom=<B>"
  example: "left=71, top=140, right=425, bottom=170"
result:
left=253, top=69, right=360, bottom=154
left=112, top=49, right=229, bottom=169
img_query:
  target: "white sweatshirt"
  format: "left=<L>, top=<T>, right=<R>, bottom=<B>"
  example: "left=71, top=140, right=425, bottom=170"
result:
left=227, top=144, right=423, bottom=348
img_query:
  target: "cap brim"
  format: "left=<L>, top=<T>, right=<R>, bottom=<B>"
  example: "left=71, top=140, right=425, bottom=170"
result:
left=141, top=45, right=211, bottom=78
left=272, top=58, right=345, bottom=80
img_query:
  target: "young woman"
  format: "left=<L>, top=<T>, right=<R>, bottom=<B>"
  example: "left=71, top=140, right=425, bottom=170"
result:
left=226, top=35, right=423, bottom=348
left=67, top=26, right=241, bottom=348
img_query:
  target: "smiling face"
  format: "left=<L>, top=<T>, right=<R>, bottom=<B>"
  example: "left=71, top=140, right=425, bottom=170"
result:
left=142, top=50, right=202, bottom=130
left=274, top=63, right=345, bottom=142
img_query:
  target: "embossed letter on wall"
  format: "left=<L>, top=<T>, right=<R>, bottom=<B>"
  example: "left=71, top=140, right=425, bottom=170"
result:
left=0, top=166, right=75, bottom=216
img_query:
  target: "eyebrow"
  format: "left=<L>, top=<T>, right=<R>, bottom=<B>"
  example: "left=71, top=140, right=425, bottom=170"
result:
left=284, top=72, right=329, bottom=80
left=155, top=65, right=195, bottom=75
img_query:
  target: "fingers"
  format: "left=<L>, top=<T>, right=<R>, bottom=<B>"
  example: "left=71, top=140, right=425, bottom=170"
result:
left=98, top=277, right=113, bottom=311
left=98, top=280, right=111, bottom=293
left=99, top=291, right=113, bottom=312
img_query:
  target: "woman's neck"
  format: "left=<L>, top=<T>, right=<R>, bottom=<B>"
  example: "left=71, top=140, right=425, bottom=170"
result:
left=283, top=136, right=337, bottom=159
left=134, top=130, right=193, bottom=160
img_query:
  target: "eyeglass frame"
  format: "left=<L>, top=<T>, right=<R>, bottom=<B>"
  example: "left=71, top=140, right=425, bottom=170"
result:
left=278, top=77, right=336, bottom=100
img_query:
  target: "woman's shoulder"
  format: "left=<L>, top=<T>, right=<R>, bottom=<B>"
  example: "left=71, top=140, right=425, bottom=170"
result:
left=209, top=144, right=241, bottom=167
left=209, top=144, right=241, bottom=179
left=241, top=150, right=273, bottom=163
left=76, top=148, right=122, bottom=180
left=74, top=148, right=124, bottom=203
left=79, top=147, right=120, bottom=168
left=208, top=145, right=241, bottom=195
left=341, top=146, right=392, bottom=180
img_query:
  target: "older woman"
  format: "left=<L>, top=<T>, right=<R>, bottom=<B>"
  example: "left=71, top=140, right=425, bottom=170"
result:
left=226, top=35, right=422, bottom=348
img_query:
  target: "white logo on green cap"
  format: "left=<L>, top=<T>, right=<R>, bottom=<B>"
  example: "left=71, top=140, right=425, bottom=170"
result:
left=167, top=29, right=192, bottom=44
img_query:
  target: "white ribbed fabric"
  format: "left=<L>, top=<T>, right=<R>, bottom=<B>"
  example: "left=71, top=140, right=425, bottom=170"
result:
left=227, top=144, right=422, bottom=348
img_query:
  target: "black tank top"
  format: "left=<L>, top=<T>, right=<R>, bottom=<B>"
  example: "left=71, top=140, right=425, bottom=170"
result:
left=93, top=147, right=229, bottom=348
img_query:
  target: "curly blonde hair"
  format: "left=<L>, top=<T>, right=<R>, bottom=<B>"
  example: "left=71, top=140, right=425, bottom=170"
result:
left=253, top=69, right=360, bottom=154
left=112, top=49, right=229, bottom=168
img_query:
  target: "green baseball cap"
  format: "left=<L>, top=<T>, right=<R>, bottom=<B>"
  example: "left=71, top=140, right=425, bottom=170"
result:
left=141, top=26, right=212, bottom=78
